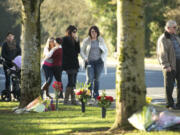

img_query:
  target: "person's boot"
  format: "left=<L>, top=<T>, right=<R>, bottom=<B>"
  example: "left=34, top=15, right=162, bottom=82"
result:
left=59, top=91, right=64, bottom=99
left=59, top=84, right=64, bottom=99
left=64, top=87, right=71, bottom=104
left=41, top=82, right=49, bottom=91
left=71, top=88, right=77, bottom=105
left=41, top=82, right=52, bottom=99
left=41, top=90, right=44, bottom=99
left=46, top=89, right=53, bottom=99
left=41, top=82, right=47, bottom=99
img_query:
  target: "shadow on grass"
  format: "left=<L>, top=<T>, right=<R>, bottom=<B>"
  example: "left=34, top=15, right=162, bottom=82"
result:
left=0, top=102, right=115, bottom=135
left=69, top=127, right=110, bottom=135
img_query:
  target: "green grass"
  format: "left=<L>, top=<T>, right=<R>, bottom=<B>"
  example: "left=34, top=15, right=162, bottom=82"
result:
left=0, top=102, right=179, bottom=135
left=0, top=102, right=114, bottom=135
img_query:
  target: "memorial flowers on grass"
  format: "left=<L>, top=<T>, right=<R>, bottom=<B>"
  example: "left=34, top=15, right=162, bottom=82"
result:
left=96, top=91, right=114, bottom=118
left=97, top=91, right=114, bottom=108
left=75, top=83, right=91, bottom=112
left=75, top=83, right=91, bottom=103
left=52, top=81, right=62, bottom=110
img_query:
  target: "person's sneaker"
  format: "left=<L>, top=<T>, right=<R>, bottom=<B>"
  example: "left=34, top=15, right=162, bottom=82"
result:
left=58, top=92, right=64, bottom=99
left=87, top=98, right=95, bottom=106
left=167, top=106, right=175, bottom=110
left=94, top=100, right=98, bottom=106
left=168, top=107, right=174, bottom=110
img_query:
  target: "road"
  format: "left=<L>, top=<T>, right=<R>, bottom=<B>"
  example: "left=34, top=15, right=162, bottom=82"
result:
left=0, top=64, right=177, bottom=101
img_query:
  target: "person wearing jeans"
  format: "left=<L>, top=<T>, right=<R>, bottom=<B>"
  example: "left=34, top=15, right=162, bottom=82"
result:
left=86, top=58, right=104, bottom=98
left=41, top=37, right=57, bottom=99
left=81, top=26, right=108, bottom=99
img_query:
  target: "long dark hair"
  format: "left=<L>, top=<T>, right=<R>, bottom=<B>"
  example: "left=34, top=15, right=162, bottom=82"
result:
left=65, top=25, right=77, bottom=37
left=88, top=25, right=100, bottom=38
left=55, top=37, right=63, bottom=44
left=6, top=32, right=16, bottom=50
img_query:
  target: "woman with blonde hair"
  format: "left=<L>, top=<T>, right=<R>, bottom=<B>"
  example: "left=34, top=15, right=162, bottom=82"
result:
left=41, top=37, right=58, bottom=99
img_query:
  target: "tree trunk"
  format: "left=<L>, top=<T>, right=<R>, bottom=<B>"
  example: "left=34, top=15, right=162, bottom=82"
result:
left=110, top=0, right=146, bottom=130
left=19, top=0, right=43, bottom=108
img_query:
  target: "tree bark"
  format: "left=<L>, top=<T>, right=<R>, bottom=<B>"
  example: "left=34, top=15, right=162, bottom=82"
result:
left=110, top=0, right=146, bottom=130
left=19, top=0, right=43, bottom=108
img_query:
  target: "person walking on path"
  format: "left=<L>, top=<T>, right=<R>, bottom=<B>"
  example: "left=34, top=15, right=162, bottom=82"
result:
left=41, top=37, right=58, bottom=99
left=157, top=20, right=180, bottom=110
left=80, top=26, right=108, bottom=100
left=62, top=25, right=80, bottom=105
left=1, top=32, right=21, bottom=90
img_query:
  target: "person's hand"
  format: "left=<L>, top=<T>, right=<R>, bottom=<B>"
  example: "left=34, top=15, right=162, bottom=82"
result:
left=165, top=67, right=171, bottom=72
left=74, top=36, right=79, bottom=42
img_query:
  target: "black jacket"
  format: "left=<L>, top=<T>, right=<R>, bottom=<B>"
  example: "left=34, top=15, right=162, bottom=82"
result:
left=62, top=36, right=80, bottom=70
left=1, top=42, right=21, bottom=62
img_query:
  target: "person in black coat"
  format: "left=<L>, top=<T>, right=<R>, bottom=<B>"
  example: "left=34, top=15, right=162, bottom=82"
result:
left=62, top=25, right=80, bottom=105
left=1, top=32, right=21, bottom=90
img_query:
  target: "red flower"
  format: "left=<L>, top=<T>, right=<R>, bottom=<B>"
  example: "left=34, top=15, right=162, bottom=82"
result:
left=52, top=81, right=62, bottom=91
left=76, top=91, right=83, bottom=95
left=97, top=96, right=101, bottom=101
left=105, top=96, right=113, bottom=102
left=96, top=92, right=114, bottom=108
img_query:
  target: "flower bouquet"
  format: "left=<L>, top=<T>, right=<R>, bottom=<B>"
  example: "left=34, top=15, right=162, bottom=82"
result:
left=52, top=81, right=62, bottom=110
left=97, top=91, right=114, bottom=118
left=75, top=83, right=91, bottom=112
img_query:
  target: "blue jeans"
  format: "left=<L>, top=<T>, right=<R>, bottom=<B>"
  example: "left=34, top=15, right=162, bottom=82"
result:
left=86, top=58, right=104, bottom=99
left=42, top=65, right=53, bottom=85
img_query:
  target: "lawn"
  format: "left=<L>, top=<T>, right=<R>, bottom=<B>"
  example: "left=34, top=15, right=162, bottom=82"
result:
left=0, top=102, right=180, bottom=135
left=0, top=102, right=114, bottom=135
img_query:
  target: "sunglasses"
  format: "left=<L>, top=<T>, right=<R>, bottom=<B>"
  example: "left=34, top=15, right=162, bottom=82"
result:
left=91, top=30, right=97, bottom=33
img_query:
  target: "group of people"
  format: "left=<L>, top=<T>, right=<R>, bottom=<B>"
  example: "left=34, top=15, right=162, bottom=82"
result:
left=1, top=25, right=108, bottom=105
left=41, top=25, right=108, bottom=105
left=2, top=20, right=180, bottom=109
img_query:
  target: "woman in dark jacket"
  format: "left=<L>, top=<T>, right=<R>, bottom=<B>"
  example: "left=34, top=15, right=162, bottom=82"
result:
left=62, top=25, right=80, bottom=105
left=1, top=32, right=21, bottom=90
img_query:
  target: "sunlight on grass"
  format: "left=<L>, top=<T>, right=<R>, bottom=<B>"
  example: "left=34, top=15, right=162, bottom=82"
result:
left=0, top=102, right=114, bottom=135
left=0, top=102, right=179, bottom=135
